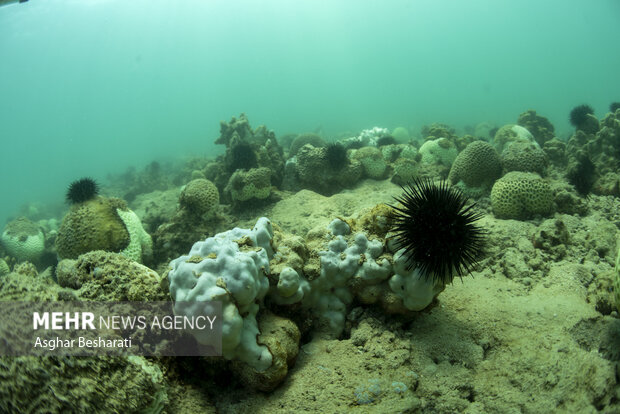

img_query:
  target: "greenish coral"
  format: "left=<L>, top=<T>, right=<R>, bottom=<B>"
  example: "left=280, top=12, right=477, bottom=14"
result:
left=0, top=217, right=45, bottom=263
left=0, top=356, right=167, bottom=414
left=491, top=172, right=554, bottom=219
left=179, top=178, right=220, bottom=216
left=294, top=145, right=362, bottom=194
left=448, top=141, right=502, bottom=189
left=501, top=141, right=547, bottom=175
left=391, top=158, right=418, bottom=185
left=419, top=138, right=457, bottom=166
left=391, top=127, right=409, bottom=143
left=289, top=133, right=326, bottom=157
left=493, top=124, right=536, bottom=153
left=517, top=109, right=555, bottom=146
left=116, top=208, right=153, bottom=263
left=56, top=251, right=165, bottom=301
left=0, top=259, right=9, bottom=276
left=56, top=197, right=130, bottom=260
left=225, top=167, right=272, bottom=202
left=352, top=147, right=388, bottom=179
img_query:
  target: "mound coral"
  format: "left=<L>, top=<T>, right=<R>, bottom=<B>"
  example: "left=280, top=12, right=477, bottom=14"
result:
left=493, top=124, right=536, bottom=153
left=0, top=217, right=45, bottom=263
left=517, top=110, right=555, bottom=146
left=56, top=197, right=152, bottom=263
left=448, top=141, right=502, bottom=190
left=419, top=138, right=457, bottom=166
left=56, top=251, right=164, bottom=301
left=289, top=133, right=326, bottom=156
left=292, top=145, right=362, bottom=194
left=501, top=141, right=547, bottom=175
left=225, top=167, right=272, bottom=202
left=353, top=147, right=388, bottom=179
left=179, top=178, right=220, bottom=216
left=491, top=172, right=554, bottom=219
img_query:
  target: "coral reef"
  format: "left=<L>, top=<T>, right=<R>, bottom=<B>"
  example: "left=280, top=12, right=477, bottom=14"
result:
left=214, top=114, right=285, bottom=198
left=491, top=172, right=554, bottom=219
left=0, top=356, right=167, bottom=413
left=448, top=141, right=502, bottom=191
left=225, top=167, right=272, bottom=203
left=167, top=218, right=298, bottom=390
left=517, top=109, right=555, bottom=146
left=501, top=141, right=548, bottom=175
left=179, top=178, right=220, bottom=216
left=289, top=144, right=362, bottom=194
left=0, top=216, right=45, bottom=263
left=56, top=250, right=166, bottom=301
left=493, top=124, right=537, bottom=153
left=419, top=138, right=458, bottom=166
left=55, top=197, right=130, bottom=259
left=352, top=146, right=388, bottom=179
left=391, top=127, right=410, bottom=143
left=289, top=133, right=326, bottom=157
left=56, top=196, right=152, bottom=263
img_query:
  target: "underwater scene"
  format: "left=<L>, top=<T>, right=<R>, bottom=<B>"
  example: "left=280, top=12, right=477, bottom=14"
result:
left=1, top=0, right=620, bottom=413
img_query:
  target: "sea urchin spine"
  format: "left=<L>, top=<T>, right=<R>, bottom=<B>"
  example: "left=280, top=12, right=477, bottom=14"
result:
left=388, top=179, right=486, bottom=284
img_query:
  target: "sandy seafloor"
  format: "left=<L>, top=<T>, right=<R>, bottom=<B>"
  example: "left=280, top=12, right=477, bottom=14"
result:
left=158, top=178, right=620, bottom=414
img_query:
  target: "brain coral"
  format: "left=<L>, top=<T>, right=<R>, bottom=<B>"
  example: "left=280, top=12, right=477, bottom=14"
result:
left=225, top=167, right=272, bottom=202
left=353, top=147, right=388, bottom=179
left=493, top=124, right=536, bottom=153
left=419, top=138, right=458, bottom=166
left=0, top=217, right=45, bottom=262
left=501, top=141, right=547, bottom=175
left=517, top=110, right=555, bottom=146
left=491, top=172, right=554, bottom=219
left=56, top=197, right=130, bottom=260
left=179, top=178, right=220, bottom=215
left=448, top=141, right=502, bottom=189
left=289, top=133, right=326, bottom=157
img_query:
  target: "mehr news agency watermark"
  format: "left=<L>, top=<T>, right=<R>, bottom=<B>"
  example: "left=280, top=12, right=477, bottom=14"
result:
left=0, top=302, right=223, bottom=356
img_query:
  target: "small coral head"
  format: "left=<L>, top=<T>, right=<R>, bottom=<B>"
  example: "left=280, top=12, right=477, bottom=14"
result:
left=388, top=179, right=486, bottom=284
left=66, top=177, right=99, bottom=205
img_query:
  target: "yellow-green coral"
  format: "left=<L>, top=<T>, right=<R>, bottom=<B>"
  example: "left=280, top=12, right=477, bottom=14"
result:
left=353, top=147, right=388, bottom=179
left=419, top=138, right=457, bottom=166
left=56, top=251, right=165, bottom=301
left=179, top=178, right=219, bottom=215
left=0, top=217, right=45, bottom=263
left=226, top=167, right=272, bottom=202
left=493, top=124, right=536, bottom=153
left=501, top=141, right=547, bottom=175
left=491, top=172, right=554, bottom=219
left=56, top=197, right=130, bottom=260
left=448, top=141, right=502, bottom=189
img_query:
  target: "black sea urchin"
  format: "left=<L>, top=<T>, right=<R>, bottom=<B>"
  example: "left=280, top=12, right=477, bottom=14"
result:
left=66, top=177, right=99, bottom=204
left=324, top=142, right=348, bottom=170
left=569, top=104, right=594, bottom=128
left=388, top=179, right=486, bottom=284
left=227, top=142, right=257, bottom=172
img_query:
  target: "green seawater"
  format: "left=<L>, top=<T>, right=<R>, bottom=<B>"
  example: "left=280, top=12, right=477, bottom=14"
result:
left=0, top=0, right=619, bottom=224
